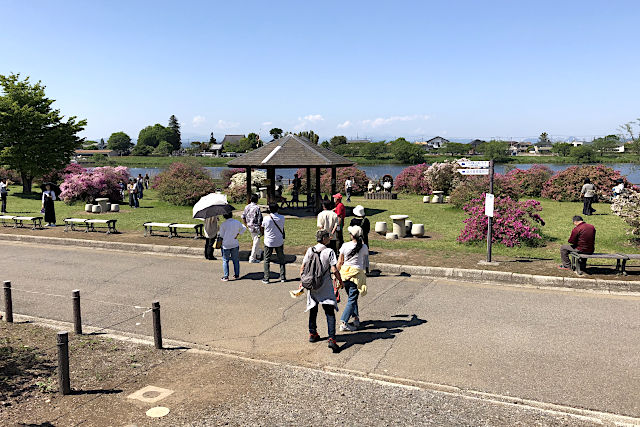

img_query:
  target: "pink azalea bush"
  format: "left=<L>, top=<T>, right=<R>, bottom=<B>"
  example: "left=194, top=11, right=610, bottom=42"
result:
left=60, top=166, right=129, bottom=203
left=294, top=166, right=369, bottom=195
left=449, top=174, right=522, bottom=208
left=505, top=165, right=553, bottom=197
left=458, top=196, right=545, bottom=247
left=42, top=163, right=86, bottom=184
left=541, top=165, right=630, bottom=202
left=395, top=163, right=431, bottom=194
left=423, top=161, right=460, bottom=195
left=153, top=162, right=216, bottom=206
left=0, top=167, right=22, bottom=185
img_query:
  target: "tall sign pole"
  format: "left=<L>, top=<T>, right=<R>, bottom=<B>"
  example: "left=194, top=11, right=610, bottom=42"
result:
left=486, top=160, right=494, bottom=263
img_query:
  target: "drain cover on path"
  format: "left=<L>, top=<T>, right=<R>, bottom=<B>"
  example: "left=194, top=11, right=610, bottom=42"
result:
left=127, top=385, right=174, bottom=403
left=146, top=407, right=170, bottom=418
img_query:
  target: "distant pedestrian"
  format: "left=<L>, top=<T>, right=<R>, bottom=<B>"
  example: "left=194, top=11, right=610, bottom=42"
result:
left=292, top=173, right=301, bottom=193
left=558, top=215, right=596, bottom=271
left=0, top=178, right=9, bottom=213
left=317, top=199, right=339, bottom=253
left=302, top=230, right=344, bottom=353
left=261, top=203, right=286, bottom=284
left=337, top=225, right=369, bottom=332
left=242, top=193, right=263, bottom=263
left=580, top=177, right=596, bottom=215
left=42, top=184, right=57, bottom=226
left=144, top=173, right=150, bottom=190
left=203, top=215, right=219, bottom=260
left=333, top=193, right=346, bottom=249
left=349, top=205, right=370, bottom=250
left=612, top=178, right=624, bottom=199
left=218, top=211, right=246, bottom=281
left=127, top=179, right=138, bottom=208
left=344, top=177, right=353, bottom=202
left=137, top=174, right=144, bottom=200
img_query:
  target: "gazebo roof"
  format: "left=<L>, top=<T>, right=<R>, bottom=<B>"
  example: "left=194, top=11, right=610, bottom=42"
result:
left=227, top=134, right=354, bottom=168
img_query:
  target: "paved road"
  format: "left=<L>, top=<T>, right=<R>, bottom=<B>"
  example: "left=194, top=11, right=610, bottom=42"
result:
left=2, top=241, right=640, bottom=420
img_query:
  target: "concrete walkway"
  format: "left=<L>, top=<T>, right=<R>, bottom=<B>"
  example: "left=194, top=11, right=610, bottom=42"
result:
left=2, top=240, right=639, bottom=419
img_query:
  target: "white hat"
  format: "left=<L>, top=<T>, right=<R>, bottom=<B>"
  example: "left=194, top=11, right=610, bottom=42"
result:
left=347, top=225, right=363, bottom=238
left=352, top=205, right=365, bottom=217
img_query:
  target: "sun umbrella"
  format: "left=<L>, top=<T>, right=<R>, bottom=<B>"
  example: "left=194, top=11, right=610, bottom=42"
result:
left=192, top=193, right=235, bottom=219
left=40, top=182, right=62, bottom=197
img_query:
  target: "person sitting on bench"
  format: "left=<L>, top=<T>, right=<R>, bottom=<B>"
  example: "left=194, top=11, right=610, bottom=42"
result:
left=559, top=215, right=596, bottom=270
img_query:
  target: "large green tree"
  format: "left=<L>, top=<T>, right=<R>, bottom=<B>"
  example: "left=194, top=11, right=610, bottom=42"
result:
left=537, top=132, right=551, bottom=145
left=479, top=140, right=509, bottom=161
left=269, top=128, right=283, bottom=140
left=592, top=135, right=620, bottom=156
left=551, top=142, right=572, bottom=157
left=137, top=124, right=173, bottom=148
left=330, top=135, right=347, bottom=147
left=389, top=138, right=424, bottom=164
left=297, top=130, right=319, bottom=144
left=167, top=115, right=181, bottom=151
left=439, top=142, right=469, bottom=155
left=107, top=131, right=133, bottom=154
left=0, top=73, right=86, bottom=192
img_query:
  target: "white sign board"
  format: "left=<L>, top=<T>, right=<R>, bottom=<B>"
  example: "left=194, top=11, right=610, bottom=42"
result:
left=457, top=160, right=490, bottom=168
left=457, top=169, right=489, bottom=175
left=485, top=193, right=495, bottom=217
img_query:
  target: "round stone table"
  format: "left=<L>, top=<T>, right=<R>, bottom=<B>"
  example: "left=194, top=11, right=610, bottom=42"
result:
left=431, top=191, right=444, bottom=204
left=389, top=214, right=409, bottom=237
left=95, top=198, right=109, bottom=214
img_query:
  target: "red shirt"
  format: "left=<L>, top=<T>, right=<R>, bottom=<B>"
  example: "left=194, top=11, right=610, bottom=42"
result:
left=334, top=202, right=346, bottom=221
left=568, top=222, right=596, bottom=254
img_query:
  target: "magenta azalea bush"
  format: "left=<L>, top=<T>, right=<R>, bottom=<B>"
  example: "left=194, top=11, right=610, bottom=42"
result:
left=458, top=196, right=545, bottom=247
left=294, top=166, right=369, bottom=195
left=541, top=165, right=630, bottom=202
left=506, top=165, right=553, bottom=197
left=60, top=166, right=129, bottom=203
left=449, top=174, right=522, bottom=208
left=153, top=162, right=216, bottom=206
left=395, top=163, right=431, bottom=194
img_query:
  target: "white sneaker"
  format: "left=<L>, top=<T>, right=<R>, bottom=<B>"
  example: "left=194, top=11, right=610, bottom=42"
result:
left=339, top=322, right=355, bottom=332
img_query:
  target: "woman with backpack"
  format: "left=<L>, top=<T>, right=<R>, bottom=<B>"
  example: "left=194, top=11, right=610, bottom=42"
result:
left=337, top=225, right=369, bottom=332
left=300, top=230, right=344, bottom=353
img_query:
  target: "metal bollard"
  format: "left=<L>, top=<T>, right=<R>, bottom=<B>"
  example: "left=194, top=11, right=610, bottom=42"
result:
left=3, top=281, right=12, bottom=323
left=57, top=331, right=71, bottom=395
left=72, top=290, right=82, bottom=335
left=152, top=301, right=162, bottom=349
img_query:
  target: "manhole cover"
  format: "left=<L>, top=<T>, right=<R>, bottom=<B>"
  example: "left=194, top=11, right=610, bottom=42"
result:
left=127, top=385, right=174, bottom=403
left=142, top=391, right=161, bottom=398
left=146, top=406, right=170, bottom=418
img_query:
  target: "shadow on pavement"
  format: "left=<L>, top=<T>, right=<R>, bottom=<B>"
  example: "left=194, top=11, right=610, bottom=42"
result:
left=71, top=388, right=122, bottom=395
left=336, top=314, right=427, bottom=351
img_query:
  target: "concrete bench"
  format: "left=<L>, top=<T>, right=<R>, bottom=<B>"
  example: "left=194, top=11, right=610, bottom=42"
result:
left=143, top=222, right=173, bottom=237
left=86, top=219, right=118, bottom=234
left=0, top=215, right=15, bottom=227
left=64, top=218, right=90, bottom=232
left=169, top=223, right=204, bottom=239
left=13, top=216, right=43, bottom=230
left=621, top=254, right=640, bottom=276
left=568, top=252, right=628, bottom=276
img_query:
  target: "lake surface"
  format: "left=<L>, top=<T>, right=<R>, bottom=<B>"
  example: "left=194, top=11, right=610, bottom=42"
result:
left=129, top=163, right=640, bottom=184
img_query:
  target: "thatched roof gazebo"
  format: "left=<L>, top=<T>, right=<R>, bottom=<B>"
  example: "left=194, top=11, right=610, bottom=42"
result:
left=227, top=134, right=354, bottom=208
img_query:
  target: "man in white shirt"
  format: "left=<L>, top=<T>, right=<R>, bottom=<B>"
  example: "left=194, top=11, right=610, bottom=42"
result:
left=344, top=177, right=353, bottom=202
left=317, top=199, right=338, bottom=254
left=261, top=203, right=286, bottom=284
left=217, top=212, right=246, bottom=281
left=0, top=178, right=8, bottom=213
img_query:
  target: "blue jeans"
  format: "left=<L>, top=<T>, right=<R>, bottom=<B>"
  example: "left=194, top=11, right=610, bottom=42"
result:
left=340, top=280, right=359, bottom=323
left=222, top=246, right=240, bottom=278
left=309, top=303, right=336, bottom=339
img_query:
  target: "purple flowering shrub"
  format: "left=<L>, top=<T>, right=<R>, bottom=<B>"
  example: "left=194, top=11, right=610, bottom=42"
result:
left=153, top=162, right=216, bottom=206
left=42, top=163, right=86, bottom=184
left=395, top=163, right=431, bottom=194
left=458, top=196, right=545, bottom=247
left=60, top=166, right=129, bottom=203
left=541, top=165, right=630, bottom=202
left=506, top=165, right=552, bottom=197
left=449, top=174, right=522, bottom=208
left=294, top=166, right=369, bottom=195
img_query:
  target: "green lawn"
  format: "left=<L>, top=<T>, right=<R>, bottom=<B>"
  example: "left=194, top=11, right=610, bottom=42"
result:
left=2, top=190, right=637, bottom=263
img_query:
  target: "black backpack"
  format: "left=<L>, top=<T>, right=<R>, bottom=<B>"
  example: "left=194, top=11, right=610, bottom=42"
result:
left=301, top=247, right=330, bottom=290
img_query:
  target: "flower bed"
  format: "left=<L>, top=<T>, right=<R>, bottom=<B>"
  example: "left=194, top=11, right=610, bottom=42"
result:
left=395, top=163, right=431, bottom=194
left=60, top=166, right=129, bottom=203
left=541, top=165, right=630, bottom=202
left=153, top=162, right=216, bottom=206
left=449, top=174, right=522, bottom=208
left=506, top=165, right=552, bottom=197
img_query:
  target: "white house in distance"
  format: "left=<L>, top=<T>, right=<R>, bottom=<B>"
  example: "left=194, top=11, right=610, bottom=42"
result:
left=415, top=136, right=449, bottom=150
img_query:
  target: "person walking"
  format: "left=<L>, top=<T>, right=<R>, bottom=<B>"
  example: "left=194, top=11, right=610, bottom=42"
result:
left=241, top=193, right=263, bottom=263
left=302, top=230, right=343, bottom=353
left=144, top=173, right=150, bottom=190
left=349, top=205, right=370, bottom=249
left=337, top=225, right=369, bottom=332
left=127, top=179, right=138, bottom=208
left=0, top=178, right=9, bottom=213
left=580, top=178, right=596, bottom=216
left=344, top=176, right=353, bottom=202
left=558, top=215, right=596, bottom=271
left=612, top=178, right=625, bottom=199
left=261, top=203, right=286, bottom=284
left=136, top=174, right=144, bottom=200
left=42, top=184, right=57, bottom=226
left=333, top=193, right=346, bottom=249
left=203, top=215, right=219, bottom=260
left=218, top=211, right=246, bottom=281
left=317, top=199, right=339, bottom=254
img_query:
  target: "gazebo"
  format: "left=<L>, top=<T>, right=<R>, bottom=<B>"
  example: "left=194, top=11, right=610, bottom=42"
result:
left=227, top=134, right=354, bottom=208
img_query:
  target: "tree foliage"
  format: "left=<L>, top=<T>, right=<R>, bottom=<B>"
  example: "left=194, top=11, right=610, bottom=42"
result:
left=0, top=73, right=86, bottom=192
left=551, top=142, right=572, bottom=157
left=131, top=144, right=153, bottom=156
left=269, top=128, right=283, bottom=140
left=330, top=135, right=347, bottom=147
left=439, top=142, right=469, bottom=155
left=153, top=140, right=173, bottom=156
left=107, top=131, right=133, bottom=154
left=570, top=145, right=596, bottom=163
left=592, top=135, right=620, bottom=155
left=137, top=124, right=173, bottom=149
left=478, top=140, right=509, bottom=161
left=389, top=138, right=424, bottom=164
left=537, top=132, right=551, bottom=145
left=167, top=115, right=181, bottom=151
left=297, top=130, right=319, bottom=144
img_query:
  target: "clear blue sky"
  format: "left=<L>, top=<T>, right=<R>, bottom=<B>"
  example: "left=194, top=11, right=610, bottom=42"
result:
left=2, top=0, right=639, bottom=142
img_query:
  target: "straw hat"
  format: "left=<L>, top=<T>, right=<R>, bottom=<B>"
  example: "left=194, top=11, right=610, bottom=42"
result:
left=352, top=205, right=365, bottom=217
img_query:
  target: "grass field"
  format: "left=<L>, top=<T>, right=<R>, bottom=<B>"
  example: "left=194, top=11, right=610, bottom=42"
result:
left=2, top=189, right=638, bottom=264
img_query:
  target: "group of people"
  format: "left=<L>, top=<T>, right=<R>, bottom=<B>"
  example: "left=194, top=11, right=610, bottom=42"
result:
left=124, top=173, right=150, bottom=209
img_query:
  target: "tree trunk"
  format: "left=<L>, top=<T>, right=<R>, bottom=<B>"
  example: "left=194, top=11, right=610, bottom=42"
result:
left=21, top=173, right=33, bottom=193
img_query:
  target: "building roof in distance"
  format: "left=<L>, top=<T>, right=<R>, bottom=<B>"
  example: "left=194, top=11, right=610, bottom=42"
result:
left=221, top=135, right=246, bottom=144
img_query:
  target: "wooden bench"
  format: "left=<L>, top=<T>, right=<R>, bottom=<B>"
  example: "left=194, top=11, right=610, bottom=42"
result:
left=169, top=223, right=204, bottom=239
left=568, top=252, right=629, bottom=276
left=143, top=222, right=173, bottom=237
left=0, top=215, right=15, bottom=227
left=64, top=218, right=90, bottom=232
left=621, top=254, right=640, bottom=276
left=86, top=219, right=117, bottom=234
left=13, top=216, right=43, bottom=230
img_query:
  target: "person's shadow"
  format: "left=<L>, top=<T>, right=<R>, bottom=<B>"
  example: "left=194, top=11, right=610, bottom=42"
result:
left=334, top=314, right=427, bottom=352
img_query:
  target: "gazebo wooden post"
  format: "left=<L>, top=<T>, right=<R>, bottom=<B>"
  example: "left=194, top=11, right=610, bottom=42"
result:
left=245, top=167, right=252, bottom=204
left=331, top=167, right=337, bottom=196
left=306, top=167, right=311, bottom=208
left=315, top=167, right=321, bottom=210
left=267, top=167, right=276, bottom=203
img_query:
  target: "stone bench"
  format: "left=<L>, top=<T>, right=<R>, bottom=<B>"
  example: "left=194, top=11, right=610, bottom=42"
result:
left=169, top=223, right=204, bottom=239
left=13, top=216, right=43, bottom=230
left=0, top=215, right=15, bottom=227
left=64, top=218, right=90, bottom=232
left=621, top=254, right=640, bottom=276
left=86, top=219, right=118, bottom=234
left=568, top=252, right=628, bottom=276
left=143, top=222, right=173, bottom=237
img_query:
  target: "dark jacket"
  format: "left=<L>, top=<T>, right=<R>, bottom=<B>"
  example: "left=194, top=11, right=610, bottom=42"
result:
left=568, top=222, right=596, bottom=254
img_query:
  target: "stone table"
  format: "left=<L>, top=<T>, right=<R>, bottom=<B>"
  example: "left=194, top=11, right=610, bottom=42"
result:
left=431, top=191, right=444, bottom=203
left=95, top=198, right=109, bottom=213
left=389, top=214, right=409, bottom=237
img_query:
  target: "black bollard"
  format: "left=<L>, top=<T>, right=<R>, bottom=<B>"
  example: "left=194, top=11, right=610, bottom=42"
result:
left=72, top=290, right=82, bottom=335
left=152, top=301, right=162, bottom=349
left=3, top=281, right=12, bottom=323
left=57, top=331, right=71, bottom=395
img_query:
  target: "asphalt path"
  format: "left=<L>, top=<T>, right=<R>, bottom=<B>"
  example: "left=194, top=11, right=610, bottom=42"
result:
left=2, top=241, right=639, bottom=419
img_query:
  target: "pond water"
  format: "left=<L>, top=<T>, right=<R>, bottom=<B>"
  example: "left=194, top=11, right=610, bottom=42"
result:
left=128, top=163, right=640, bottom=184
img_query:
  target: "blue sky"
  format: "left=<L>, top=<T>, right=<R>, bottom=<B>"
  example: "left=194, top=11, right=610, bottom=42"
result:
left=2, top=0, right=639, bottom=142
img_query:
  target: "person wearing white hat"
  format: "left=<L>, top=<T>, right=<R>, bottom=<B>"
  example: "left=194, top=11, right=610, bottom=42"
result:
left=349, top=205, right=370, bottom=249
left=337, top=225, right=369, bottom=332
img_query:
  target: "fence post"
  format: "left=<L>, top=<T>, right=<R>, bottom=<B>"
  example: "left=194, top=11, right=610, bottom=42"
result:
left=152, top=301, right=162, bottom=349
left=3, top=281, right=12, bottom=323
left=57, top=331, right=71, bottom=395
left=72, top=290, right=82, bottom=335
